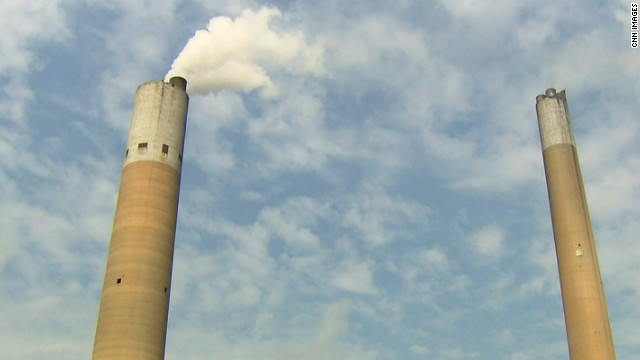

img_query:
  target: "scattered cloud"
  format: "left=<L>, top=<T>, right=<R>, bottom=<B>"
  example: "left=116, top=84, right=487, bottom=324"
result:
left=467, top=225, right=507, bottom=260
left=1, top=1, right=638, bottom=359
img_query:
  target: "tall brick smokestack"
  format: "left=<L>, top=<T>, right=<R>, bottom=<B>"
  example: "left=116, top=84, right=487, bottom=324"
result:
left=92, top=77, right=189, bottom=360
left=536, top=88, right=616, bottom=360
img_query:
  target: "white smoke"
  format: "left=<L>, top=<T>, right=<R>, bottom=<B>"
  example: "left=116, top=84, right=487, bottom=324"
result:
left=165, top=7, right=324, bottom=98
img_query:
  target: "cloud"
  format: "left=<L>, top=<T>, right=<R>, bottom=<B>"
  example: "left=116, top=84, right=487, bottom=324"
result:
left=343, top=185, right=432, bottom=247
left=183, top=91, right=246, bottom=177
left=410, top=344, right=429, bottom=355
left=0, top=157, right=118, bottom=359
left=3, top=1, right=640, bottom=359
left=0, top=1, right=71, bottom=74
left=467, top=225, right=507, bottom=260
left=259, top=198, right=323, bottom=250
left=333, top=258, right=378, bottom=295
left=246, top=81, right=353, bottom=175
left=167, top=300, right=379, bottom=360
left=0, top=1, right=71, bottom=125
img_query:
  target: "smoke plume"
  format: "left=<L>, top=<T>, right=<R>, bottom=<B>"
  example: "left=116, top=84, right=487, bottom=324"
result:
left=165, top=7, right=324, bottom=98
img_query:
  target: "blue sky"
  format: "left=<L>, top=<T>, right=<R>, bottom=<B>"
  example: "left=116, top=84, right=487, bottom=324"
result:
left=1, top=1, right=639, bottom=359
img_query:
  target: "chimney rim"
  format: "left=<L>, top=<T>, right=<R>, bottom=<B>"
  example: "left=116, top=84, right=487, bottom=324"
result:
left=168, top=77, right=187, bottom=91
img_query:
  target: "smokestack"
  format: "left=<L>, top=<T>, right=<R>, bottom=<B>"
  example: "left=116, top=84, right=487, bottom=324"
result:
left=535, top=89, right=616, bottom=360
left=92, top=77, right=189, bottom=360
